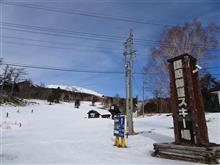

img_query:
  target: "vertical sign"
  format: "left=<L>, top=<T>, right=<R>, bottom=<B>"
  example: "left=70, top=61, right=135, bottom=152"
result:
left=113, top=115, right=126, bottom=147
left=114, top=116, right=119, bottom=136
left=173, top=58, right=192, bottom=141
left=114, top=115, right=125, bottom=137
left=119, top=116, right=125, bottom=137
left=168, top=54, right=209, bottom=146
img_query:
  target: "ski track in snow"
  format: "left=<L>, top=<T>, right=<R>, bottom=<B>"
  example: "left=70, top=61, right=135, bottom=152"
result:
left=0, top=100, right=219, bottom=164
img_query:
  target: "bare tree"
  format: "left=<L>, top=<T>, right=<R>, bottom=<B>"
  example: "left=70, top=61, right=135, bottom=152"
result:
left=144, top=19, right=219, bottom=96
left=11, top=68, right=27, bottom=96
left=0, top=65, right=11, bottom=93
left=0, top=64, right=27, bottom=96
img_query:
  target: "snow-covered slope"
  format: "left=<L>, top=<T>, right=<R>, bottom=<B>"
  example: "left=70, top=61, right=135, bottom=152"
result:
left=46, top=84, right=103, bottom=97
left=1, top=100, right=219, bottom=164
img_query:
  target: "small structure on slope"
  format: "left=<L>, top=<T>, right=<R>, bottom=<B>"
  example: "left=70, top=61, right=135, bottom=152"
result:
left=87, top=109, right=111, bottom=118
left=210, top=85, right=220, bottom=105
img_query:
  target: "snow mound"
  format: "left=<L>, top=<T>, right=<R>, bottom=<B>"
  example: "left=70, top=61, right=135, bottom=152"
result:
left=46, top=85, right=103, bottom=97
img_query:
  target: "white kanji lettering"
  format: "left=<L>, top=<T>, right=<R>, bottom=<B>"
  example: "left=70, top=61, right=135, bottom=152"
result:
left=177, top=87, right=185, bottom=98
left=175, top=78, right=184, bottom=88
left=174, top=69, right=183, bottom=79
left=173, top=60, right=183, bottom=70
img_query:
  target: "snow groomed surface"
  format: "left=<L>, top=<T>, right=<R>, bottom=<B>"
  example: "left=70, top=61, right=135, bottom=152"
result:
left=1, top=100, right=219, bottom=164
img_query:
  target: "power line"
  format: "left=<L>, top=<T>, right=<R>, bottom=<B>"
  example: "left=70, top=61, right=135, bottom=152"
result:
left=3, top=37, right=218, bottom=59
left=2, top=22, right=126, bottom=41
left=2, top=2, right=219, bottom=40
left=3, top=38, right=218, bottom=70
left=3, top=27, right=219, bottom=56
left=1, top=1, right=173, bottom=27
left=2, top=62, right=125, bottom=74
left=1, top=62, right=219, bottom=78
left=3, top=40, right=122, bottom=54
left=2, top=22, right=219, bottom=50
left=1, top=61, right=170, bottom=75
left=2, top=35, right=123, bottom=52
left=1, top=22, right=160, bottom=47
left=2, top=27, right=125, bottom=44
left=2, top=28, right=218, bottom=53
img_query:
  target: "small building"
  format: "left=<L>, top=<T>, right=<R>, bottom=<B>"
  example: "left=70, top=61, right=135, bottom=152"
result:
left=210, top=86, right=220, bottom=105
left=87, top=109, right=111, bottom=119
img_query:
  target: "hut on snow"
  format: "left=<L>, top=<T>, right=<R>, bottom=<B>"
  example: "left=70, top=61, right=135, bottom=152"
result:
left=87, top=109, right=111, bottom=118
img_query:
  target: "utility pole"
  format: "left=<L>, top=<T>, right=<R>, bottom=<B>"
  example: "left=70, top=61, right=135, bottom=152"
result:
left=123, top=29, right=134, bottom=135
left=123, top=40, right=129, bottom=124
left=128, top=29, right=134, bottom=134
left=142, top=81, right=145, bottom=117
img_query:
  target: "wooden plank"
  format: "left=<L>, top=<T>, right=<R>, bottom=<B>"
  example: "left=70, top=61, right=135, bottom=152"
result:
left=158, top=150, right=205, bottom=160
left=153, top=143, right=219, bottom=164
left=154, top=143, right=207, bottom=151
left=155, top=151, right=218, bottom=164
left=157, top=148, right=215, bottom=157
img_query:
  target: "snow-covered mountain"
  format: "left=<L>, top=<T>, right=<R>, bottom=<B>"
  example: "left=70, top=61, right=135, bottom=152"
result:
left=46, top=85, right=103, bottom=97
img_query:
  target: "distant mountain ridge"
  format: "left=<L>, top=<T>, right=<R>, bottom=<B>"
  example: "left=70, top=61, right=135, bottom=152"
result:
left=46, top=85, right=103, bottom=97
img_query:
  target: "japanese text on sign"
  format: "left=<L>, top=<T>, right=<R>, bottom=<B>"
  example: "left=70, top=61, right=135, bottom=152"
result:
left=114, top=115, right=125, bottom=137
left=173, top=59, right=191, bottom=140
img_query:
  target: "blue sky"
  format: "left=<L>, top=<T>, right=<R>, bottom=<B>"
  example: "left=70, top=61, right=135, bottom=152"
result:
left=0, top=0, right=220, bottom=98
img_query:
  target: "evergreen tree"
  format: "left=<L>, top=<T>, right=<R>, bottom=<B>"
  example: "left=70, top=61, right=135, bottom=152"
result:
left=47, top=94, right=54, bottom=105
left=144, top=102, right=157, bottom=113
left=91, top=96, right=97, bottom=106
left=75, top=99, right=80, bottom=108
left=47, top=87, right=61, bottom=104
left=63, top=94, right=70, bottom=102
left=52, top=87, right=61, bottom=103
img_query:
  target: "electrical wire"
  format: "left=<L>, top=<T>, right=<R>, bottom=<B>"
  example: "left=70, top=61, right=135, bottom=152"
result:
left=1, top=61, right=163, bottom=75
left=1, top=1, right=173, bottom=27
left=1, top=61, right=219, bottom=76
left=1, top=22, right=219, bottom=50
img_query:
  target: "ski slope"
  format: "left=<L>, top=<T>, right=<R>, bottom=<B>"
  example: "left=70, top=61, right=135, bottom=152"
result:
left=46, top=85, right=103, bottom=97
left=1, top=100, right=219, bottom=164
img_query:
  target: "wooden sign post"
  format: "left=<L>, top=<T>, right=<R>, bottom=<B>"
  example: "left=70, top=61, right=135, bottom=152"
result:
left=152, top=54, right=220, bottom=164
left=168, top=53, right=209, bottom=146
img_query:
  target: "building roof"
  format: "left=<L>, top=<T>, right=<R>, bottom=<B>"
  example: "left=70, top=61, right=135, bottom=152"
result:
left=210, top=85, right=220, bottom=93
left=167, top=53, right=197, bottom=63
left=87, top=109, right=111, bottom=115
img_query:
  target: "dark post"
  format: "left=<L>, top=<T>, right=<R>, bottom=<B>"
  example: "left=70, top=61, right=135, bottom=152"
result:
left=168, top=53, right=209, bottom=146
